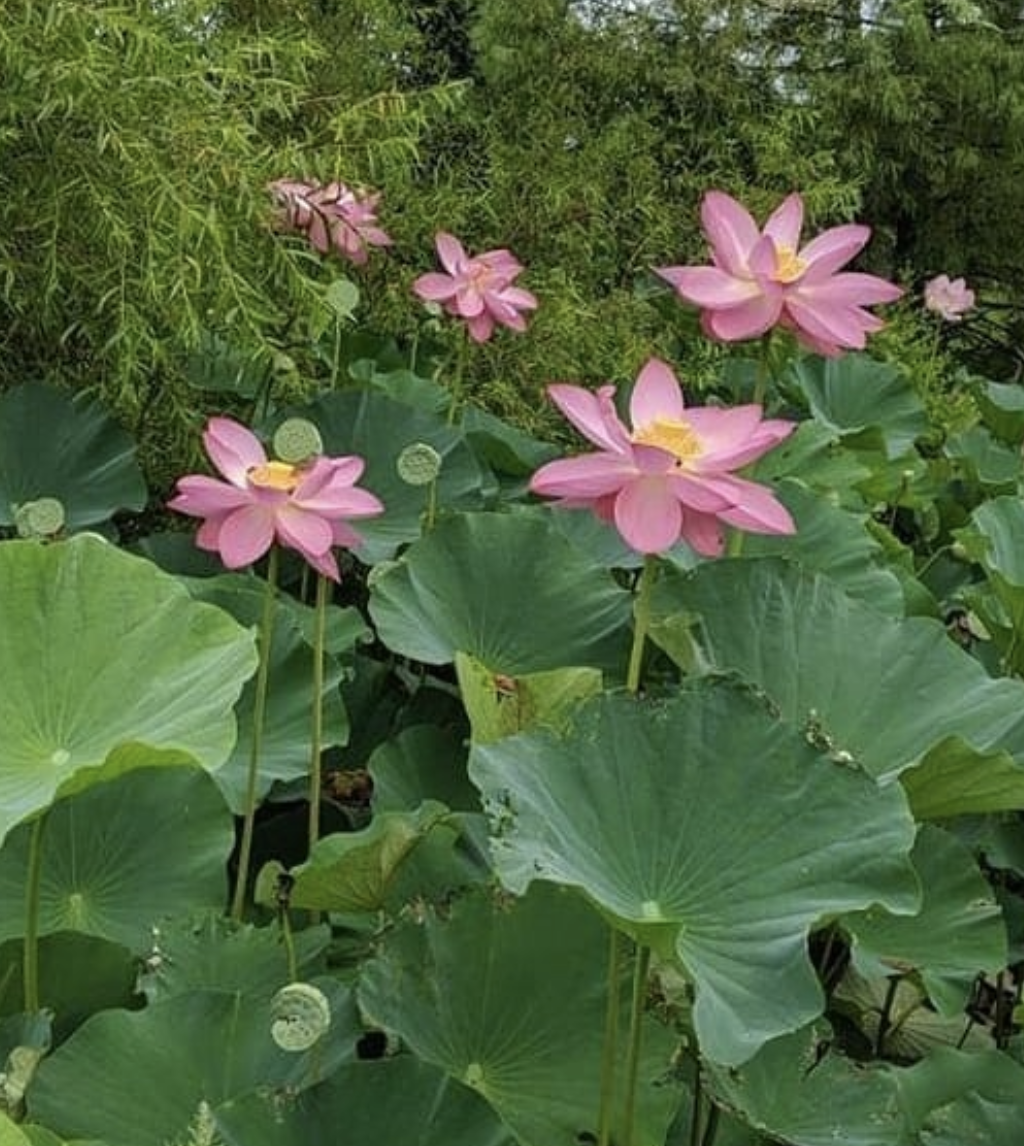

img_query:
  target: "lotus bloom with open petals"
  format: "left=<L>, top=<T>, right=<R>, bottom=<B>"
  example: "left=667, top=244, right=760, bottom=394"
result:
left=655, top=191, right=903, bottom=357
left=530, top=358, right=796, bottom=556
left=269, top=178, right=392, bottom=265
left=412, top=232, right=538, bottom=343
left=169, top=418, right=384, bottom=581
left=924, top=274, right=975, bottom=322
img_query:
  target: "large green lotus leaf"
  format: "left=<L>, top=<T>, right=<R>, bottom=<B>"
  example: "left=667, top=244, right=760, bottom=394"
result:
left=957, top=496, right=1024, bottom=585
left=843, top=825, right=1007, bottom=1015
left=977, top=379, right=1024, bottom=443
left=901, top=737, right=1024, bottom=820
left=28, top=985, right=360, bottom=1146
left=182, top=575, right=349, bottom=812
left=367, top=728, right=493, bottom=897
left=748, top=420, right=873, bottom=506
left=895, top=1046, right=1024, bottom=1132
left=0, top=932, right=140, bottom=1043
left=469, top=684, right=918, bottom=1066
left=358, top=884, right=681, bottom=1146
left=659, top=557, right=1024, bottom=786
left=706, top=1022, right=909, bottom=1146
left=368, top=512, right=631, bottom=673
left=455, top=652, right=603, bottom=744
left=0, top=537, right=256, bottom=844
left=291, top=390, right=487, bottom=562
left=0, top=769, right=233, bottom=949
left=138, top=915, right=330, bottom=1004
left=919, top=1093, right=1024, bottom=1146
left=369, top=725, right=479, bottom=813
left=284, top=802, right=457, bottom=914
left=788, top=353, right=927, bottom=459
left=955, top=497, right=1024, bottom=670
left=740, top=479, right=904, bottom=612
left=214, top=1058, right=514, bottom=1146
left=0, top=385, right=146, bottom=530
left=945, top=426, right=1022, bottom=488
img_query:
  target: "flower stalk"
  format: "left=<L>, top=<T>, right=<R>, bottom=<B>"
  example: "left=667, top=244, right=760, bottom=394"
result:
left=622, top=943, right=652, bottom=1146
left=308, top=571, right=329, bottom=858
left=627, top=555, right=658, bottom=695
left=231, top=546, right=280, bottom=923
left=23, top=811, right=48, bottom=1013
left=597, top=928, right=624, bottom=1146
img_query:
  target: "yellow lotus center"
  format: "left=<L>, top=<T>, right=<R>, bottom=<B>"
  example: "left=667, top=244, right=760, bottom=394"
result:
left=247, top=460, right=302, bottom=491
left=773, top=244, right=807, bottom=284
left=632, top=417, right=703, bottom=466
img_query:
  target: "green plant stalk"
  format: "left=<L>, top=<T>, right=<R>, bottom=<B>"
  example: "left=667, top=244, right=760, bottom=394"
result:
left=308, top=572, right=329, bottom=857
left=425, top=475, right=439, bottom=532
left=446, top=329, right=471, bottom=427
left=597, top=927, right=623, bottom=1146
left=626, top=555, right=658, bottom=694
left=752, top=329, right=774, bottom=409
left=230, top=546, right=280, bottom=923
left=280, top=906, right=299, bottom=983
left=23, top=811, right=48, bottom=1013
left=622, top=944, right=652, bottom=1146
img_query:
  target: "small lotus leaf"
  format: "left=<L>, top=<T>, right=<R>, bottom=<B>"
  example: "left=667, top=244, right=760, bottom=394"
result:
left=0, top=385, right=146, bottom=530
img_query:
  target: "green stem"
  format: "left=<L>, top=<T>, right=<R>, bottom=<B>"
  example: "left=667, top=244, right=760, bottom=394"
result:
left=596, top=928, right=623, bottom=1146
left=688, top=1059, right=703, bottom=1146
left=424, top=475, right=438, bottom=532
left=230, top=546, right=280, bottom=924
left=626, top=555, right=657, bottom=695
left=23, top=812, right=48, bottom=1012
left=280, top=906, right=298, bottom=982
left=308, top=573, right=329, bottom=857
left=329, top=316, right=343, bottom=391
left=752, top=330, right=774, bottom=408
left=622, top=944, right=652, bottom=1146
left=446, top=330, right=470, bottom=426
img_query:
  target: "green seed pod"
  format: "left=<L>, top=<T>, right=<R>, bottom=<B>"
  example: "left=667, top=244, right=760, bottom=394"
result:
left=396, top=442, right=442, bottom=486
left=14, top=497, right=66, bottom=539
left=273, top=418, right=323, bottom=464
left=270, top=982, right=331, bottom=1051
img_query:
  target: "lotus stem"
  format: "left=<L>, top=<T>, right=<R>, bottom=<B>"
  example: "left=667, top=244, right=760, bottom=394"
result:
left=23, top=811, right=48, bottom=1013
left=626, top=555, right=657, bottom=695
left=622, top=944, right=652, bottom=1146
left=231, top=545, right=280, bottom=923
left=753, top=330, right=774, bottom=409
left=597, top=927, right=623, bottom=1146
left=308, top=572, right=329, bottom=858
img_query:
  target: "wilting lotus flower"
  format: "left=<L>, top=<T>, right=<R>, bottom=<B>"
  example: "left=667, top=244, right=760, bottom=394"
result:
left=655, top=191, right=903, bottom=356
left=412, top=232, right=538, bottom=342
left=924, top=274, right=975, bottom=322
left=269, top=178, right=392, bottom=265
left=530, top=358, right=795, bottom=556
left=169, top=418, right=384, bottom=581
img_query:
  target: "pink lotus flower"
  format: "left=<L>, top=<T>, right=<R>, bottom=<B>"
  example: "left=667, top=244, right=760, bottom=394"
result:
left=169, top=418, right=384, bottom=580
left=269, top=178, right=392, bottom=265
left=924, top=274, right=975, bottom=322
left=412, top=232, right=538, bottom=342
left=530, top=358, right=796, bottom=556
left=655, top=191, right=903, bottom=356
